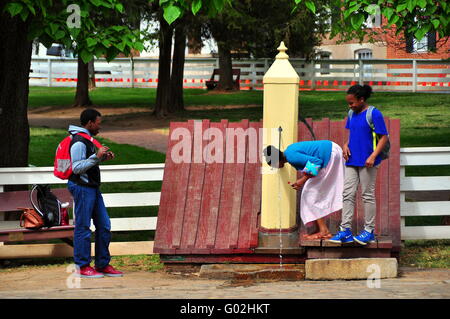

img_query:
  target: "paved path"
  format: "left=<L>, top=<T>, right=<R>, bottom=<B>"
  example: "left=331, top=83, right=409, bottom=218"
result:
left=0, top=266, right=449, bottom=299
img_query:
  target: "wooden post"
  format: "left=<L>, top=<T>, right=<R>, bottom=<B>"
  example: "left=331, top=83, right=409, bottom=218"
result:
left=412, top=59, right=417, bottom=93
left=130, top=57, right=135, bottom=88
left=47, top=59, right=52, bottom=87
left=359, top=58, right=364, bottom=85
left=310, top=61, right=316, bottom=90
left=261, top=42, right=299, bottom=230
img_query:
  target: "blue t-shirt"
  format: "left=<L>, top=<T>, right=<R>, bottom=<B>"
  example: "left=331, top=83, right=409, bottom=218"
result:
left=284, top=140, right=332, bottom=172
left=345, top=107, right=388, bottom=167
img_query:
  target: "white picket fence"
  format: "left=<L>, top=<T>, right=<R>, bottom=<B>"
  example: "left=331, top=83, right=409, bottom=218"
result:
left=0, top=147, right=449, bottom=258
left=30, top=57, right=450, bottom=92
left=400, top=147, right=450, bottom=240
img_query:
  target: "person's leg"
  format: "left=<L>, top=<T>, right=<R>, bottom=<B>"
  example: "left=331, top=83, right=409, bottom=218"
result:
left=359, top=166, right=378, bottom=233
left=92, top=189, right=111, bottom=269
left=340, top=166, right=359, bottom=231
left=68, top=181, right=95, bottom=268
left=316, top=218, right=331, bottom=238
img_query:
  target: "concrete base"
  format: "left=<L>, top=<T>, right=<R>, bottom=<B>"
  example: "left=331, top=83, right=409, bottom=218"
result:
left=255, top=231, right=305, bottom=255
left=199, top=264, right=305, bottom=281
left=305, top=258, right=398, bottom=280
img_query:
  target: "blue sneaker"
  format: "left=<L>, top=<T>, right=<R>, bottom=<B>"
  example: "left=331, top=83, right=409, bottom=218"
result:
left=329, top=228, right=354, bottom=244
left=354, top=229, right=376, bottom=245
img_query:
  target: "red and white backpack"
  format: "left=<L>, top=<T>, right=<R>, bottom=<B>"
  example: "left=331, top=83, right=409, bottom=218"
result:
left=54, top=133, right=102, bottom=180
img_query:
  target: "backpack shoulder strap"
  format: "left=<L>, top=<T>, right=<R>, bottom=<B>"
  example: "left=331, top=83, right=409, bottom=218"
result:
left=348, top=109, right=353, bottom=121
left=366, top=106, right=375, bottom=130
left=75, top=132, right=102, bottom=148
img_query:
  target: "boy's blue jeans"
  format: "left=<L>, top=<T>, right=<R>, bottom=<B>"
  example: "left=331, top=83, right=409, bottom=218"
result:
left=68, top=180, right=111, bottom=268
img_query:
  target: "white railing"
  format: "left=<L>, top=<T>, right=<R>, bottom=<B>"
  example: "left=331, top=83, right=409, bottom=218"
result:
left=400, top=147, right=450, bottom=240
left=30, top=57, right=450, bottom=92
left=0, top=164, right=164, bottom=233
left=0, top=147, right=449, bottom=257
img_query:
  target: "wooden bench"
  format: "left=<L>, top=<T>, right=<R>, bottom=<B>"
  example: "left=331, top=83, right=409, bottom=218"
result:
left=0, top=188, right=75, bottom=247
left=205, top=68, right=241, bottom=90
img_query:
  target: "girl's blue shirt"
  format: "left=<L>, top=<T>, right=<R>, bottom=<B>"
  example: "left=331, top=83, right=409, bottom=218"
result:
left=284, top=140, right=332, bottom=172
left=345, top=107, right=388, bottom=167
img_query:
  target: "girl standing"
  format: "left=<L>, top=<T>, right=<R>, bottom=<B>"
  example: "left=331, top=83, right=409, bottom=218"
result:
left=329, top=84, right=389, bottom=245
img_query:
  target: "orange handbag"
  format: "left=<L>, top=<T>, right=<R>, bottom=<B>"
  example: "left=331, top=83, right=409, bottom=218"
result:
left=19, top=207, right=45, bottom=230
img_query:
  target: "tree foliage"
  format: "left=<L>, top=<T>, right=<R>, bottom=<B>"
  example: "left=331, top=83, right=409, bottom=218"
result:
left=157, top=0, right=450, bottom=42
left=4, top=0, right=144, bottom=63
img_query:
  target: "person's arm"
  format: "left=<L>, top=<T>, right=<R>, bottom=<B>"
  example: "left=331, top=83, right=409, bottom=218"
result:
left=366, top=109, right=389, bottom=167
left=343, top=138, right=351, bottom=161
left=291, top=173, right=312, bottom=190
left=365, top=135, right=388, bottom=167
left=71, top=142, right=110, bottom=174
left=287, top=152, right=323, bottom=169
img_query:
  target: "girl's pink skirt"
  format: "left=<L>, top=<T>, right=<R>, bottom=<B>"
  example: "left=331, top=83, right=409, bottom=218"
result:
left=300, top=142, right=344, bottom=225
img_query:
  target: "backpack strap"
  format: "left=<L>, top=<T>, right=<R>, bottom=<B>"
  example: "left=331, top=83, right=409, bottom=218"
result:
left=348, top=109, right=353, bottom=121
left=75, top=132, right=103, bottom=148
left=366, top=106, right=375, bottom=130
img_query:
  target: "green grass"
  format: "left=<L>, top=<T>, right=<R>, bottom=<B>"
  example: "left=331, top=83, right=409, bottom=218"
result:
left=399, top=240, right=450, bottom=268
left=29, top=87, right=450, bottom=147
left=29, top=127, right=165, bottom=167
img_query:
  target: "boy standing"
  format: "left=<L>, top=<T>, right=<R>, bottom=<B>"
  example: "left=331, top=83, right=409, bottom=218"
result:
left=68, top=108, right=123, bottom=278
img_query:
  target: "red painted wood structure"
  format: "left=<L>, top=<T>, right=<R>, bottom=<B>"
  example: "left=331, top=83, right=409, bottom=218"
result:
left=153, top=118, right=401, bottom=263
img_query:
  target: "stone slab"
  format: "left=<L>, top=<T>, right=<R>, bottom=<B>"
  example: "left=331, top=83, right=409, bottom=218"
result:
left=199, top=263, right=305, bottom=281
left=305, top=258, right=398, bottom=280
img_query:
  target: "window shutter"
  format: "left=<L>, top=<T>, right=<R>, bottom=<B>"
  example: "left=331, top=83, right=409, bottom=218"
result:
left=406, top=34, right=414, bottom=53
left=427, top=32, right=437, bottom=51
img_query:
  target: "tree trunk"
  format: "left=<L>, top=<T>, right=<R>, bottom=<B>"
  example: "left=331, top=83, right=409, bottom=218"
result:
left=74, top=56, right=93, bottom=107
left=0, top=8, right=31, bottom=169
left=217, top=42, right=235, bottom=91
left=168, top=22, right=187, bottom=113
left=154, top=16, right=173, bottom=118
left=88, top=59, right=96, bottom=90
left=0, top=7, right=32, bottom=220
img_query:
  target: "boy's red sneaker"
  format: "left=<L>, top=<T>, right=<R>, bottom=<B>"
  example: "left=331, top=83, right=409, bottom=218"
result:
left=77, top=266, right=104, bottom=278
left=95, top=265, right=123, bottom=277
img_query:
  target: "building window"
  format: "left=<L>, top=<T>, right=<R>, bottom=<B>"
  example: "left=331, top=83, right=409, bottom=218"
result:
left=317, top=51, right=331, bottom=75
left=355, top=49, right=373, bottom=60
left=355, top=49, right=373, bottom=77
left=407, top=32, right=437, bottom=53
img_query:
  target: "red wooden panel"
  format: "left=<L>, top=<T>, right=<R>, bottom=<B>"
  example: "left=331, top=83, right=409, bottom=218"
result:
left=249, top=121, right=263, bottom=248
left=377, top=118, right=390, bottom=237
left=178, top=120, right=210, bottom=251
left=388, top=119, right=401, bottom=252
left=212, top=120, right=248, bottom=253
left=193, top=120, right=228, bottom=252
left=328, top=120, right=346, bottom=234
left=298, top=118, right=314, bottom=141
left=169, top=120, right=195, bottom=249
left=312, top=118, right=330, bottom=141
left=297, top=118, right=314, bottom=243
left=154, top=122, right=191, bottom=254
left=237, top=121, right=261, bottom=250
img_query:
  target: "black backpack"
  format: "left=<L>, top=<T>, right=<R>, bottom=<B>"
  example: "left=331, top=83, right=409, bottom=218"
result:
left=30, top=184, right=62, bottom=228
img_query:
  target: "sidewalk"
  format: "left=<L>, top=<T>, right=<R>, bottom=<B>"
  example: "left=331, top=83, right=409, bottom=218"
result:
left=0, top=266, right=449, bottom=299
